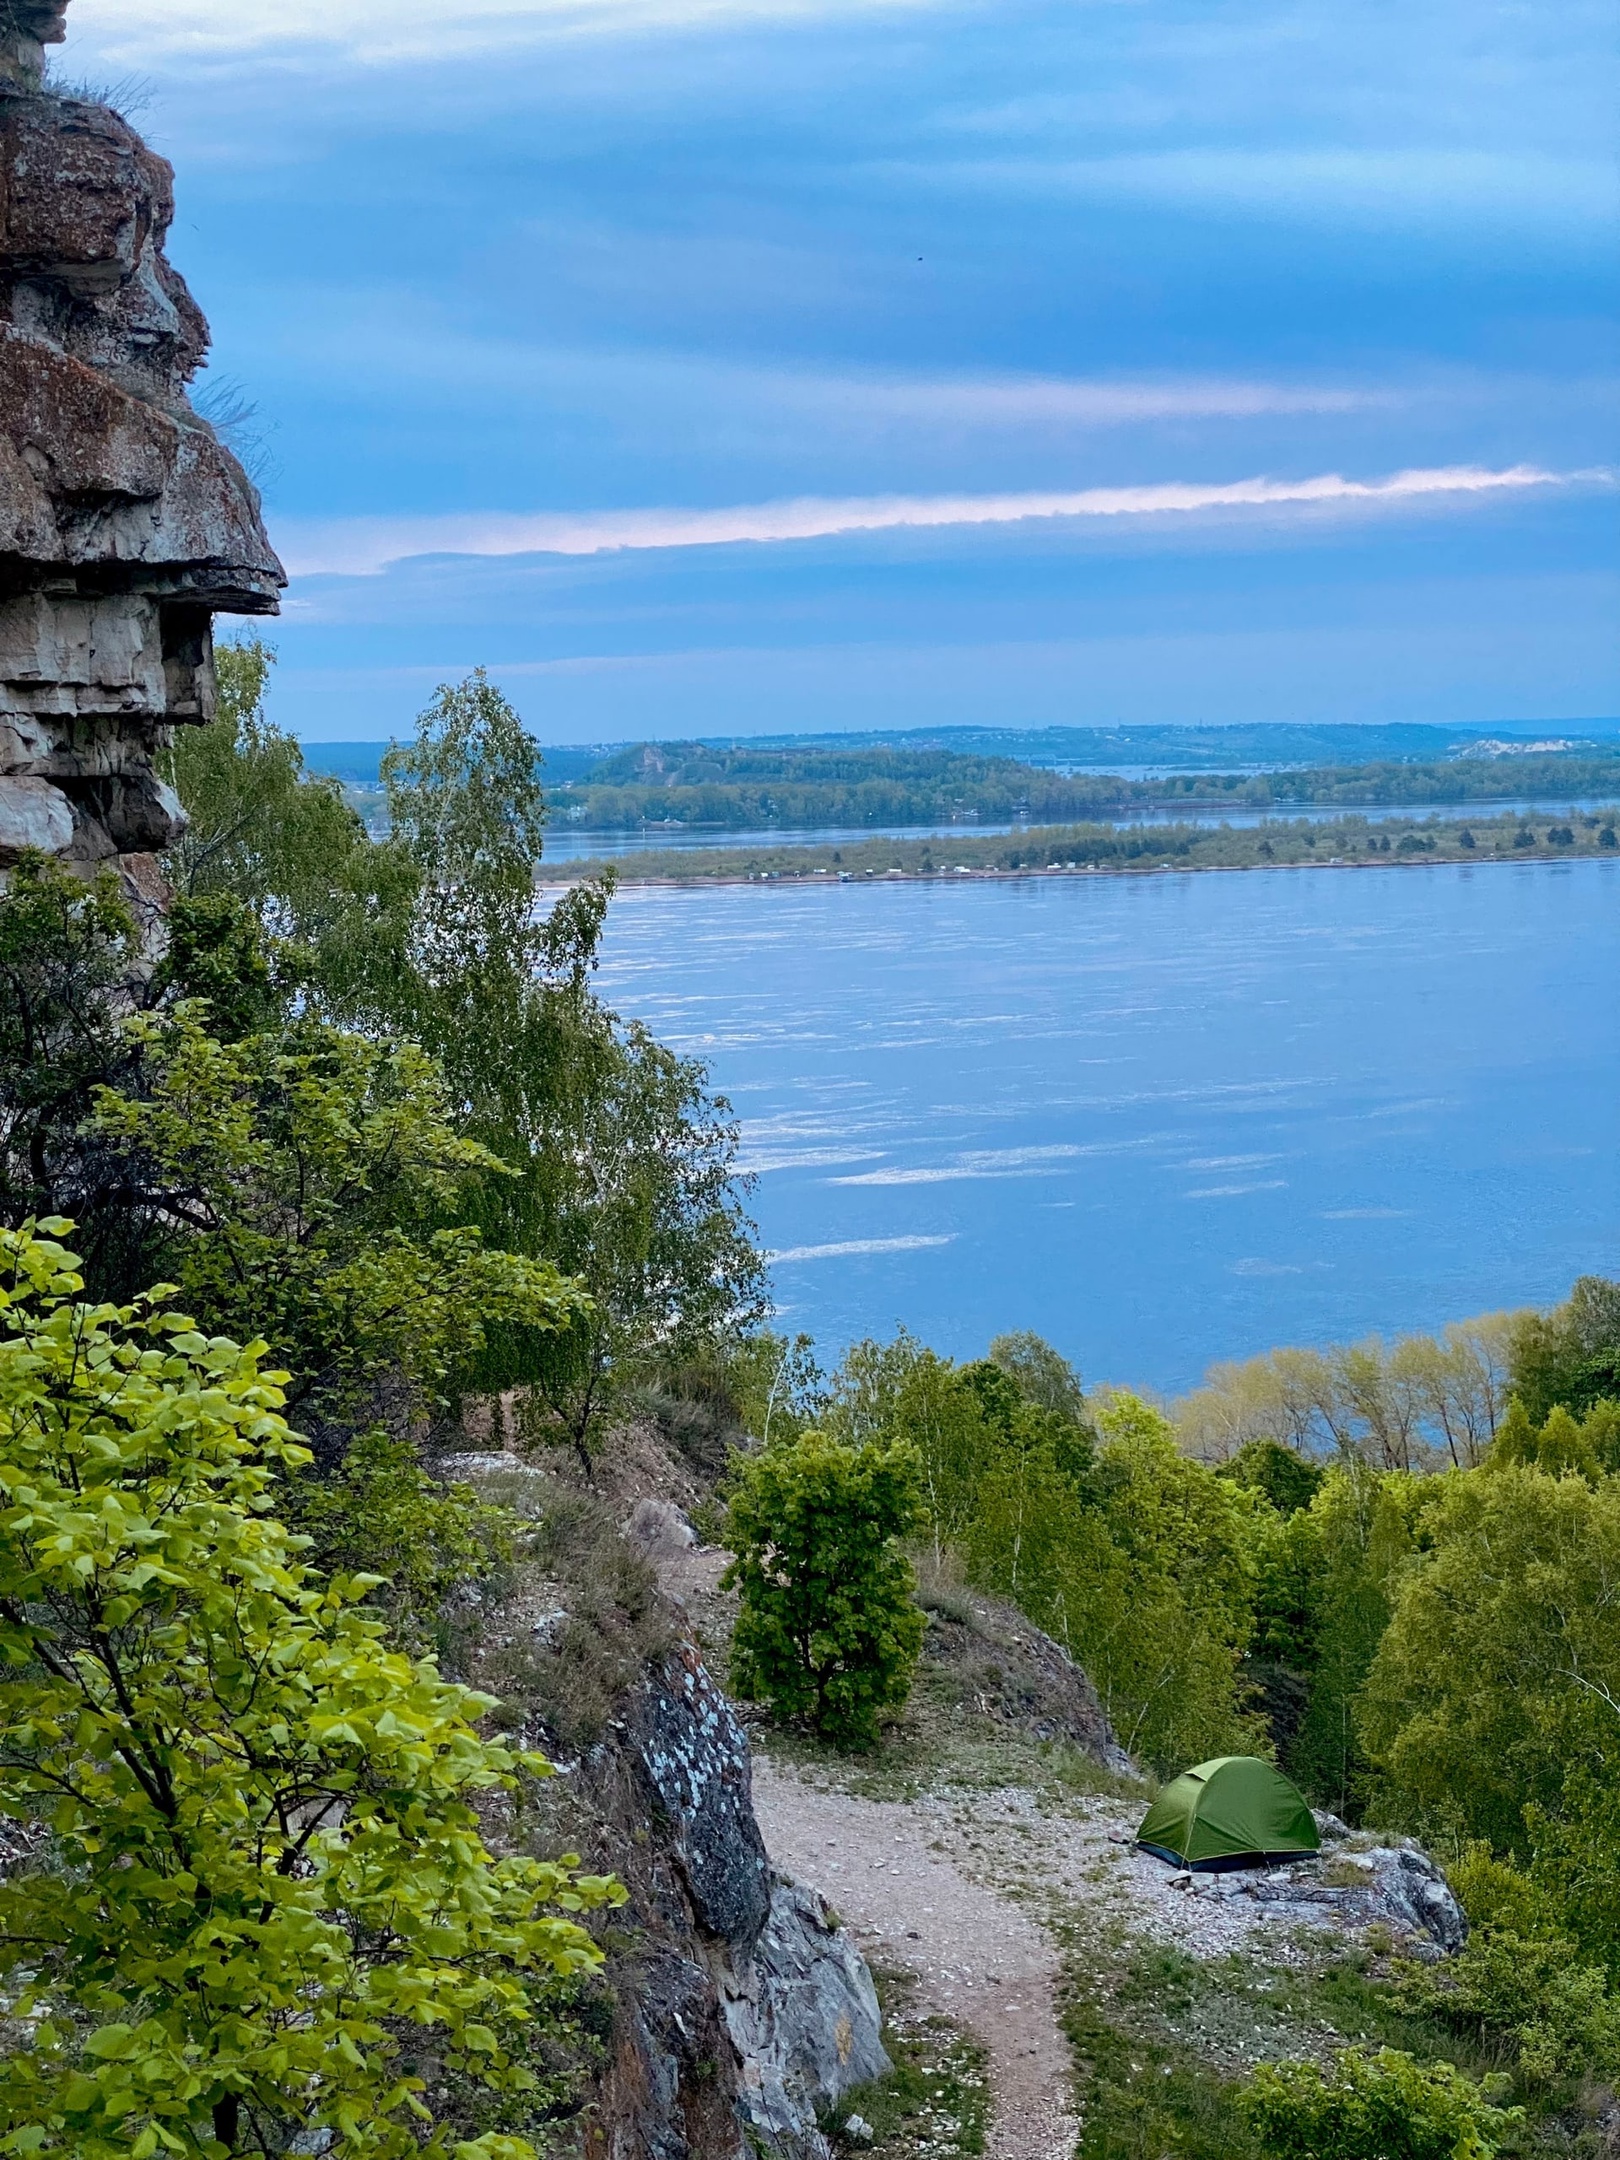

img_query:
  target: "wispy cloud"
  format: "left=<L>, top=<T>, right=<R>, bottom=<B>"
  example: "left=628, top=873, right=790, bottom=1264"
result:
left=768, top=1233, right=957, bottom=1262
left=277, top=463, right=1602, bottom=577
left=251, top=311, right=1386, bottom=430
left=735, top=1148, right=887, bottom=1173
left=833, top=1143, right=1093, bottom=1186
left=1186, top=1180, right=1289, bottom=1198
left=71, top=0, right=926, bottom=63
left=771, top=371, right=1385, bottom=426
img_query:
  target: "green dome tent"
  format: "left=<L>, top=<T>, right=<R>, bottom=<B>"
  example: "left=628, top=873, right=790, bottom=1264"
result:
left=1136, top=1756, right=1320, bottom=1872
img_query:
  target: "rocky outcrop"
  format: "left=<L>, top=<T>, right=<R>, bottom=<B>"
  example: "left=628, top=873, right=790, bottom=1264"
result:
left=627, top=1646, right=773, bottom=1956
left=919, top=1584, right=1131, bottom=1768
left=0, top=0, right=282, bottom=919
left=583, top=1647, right=888, bottom=2158
left=495, top=1634, right=887, bottom=2159
left=724, top=1876, right=889, bottom=2147
left=1154, top=1823, right=1469, bottom=1961
left=1325, top=1842, right=1469, bottom=1957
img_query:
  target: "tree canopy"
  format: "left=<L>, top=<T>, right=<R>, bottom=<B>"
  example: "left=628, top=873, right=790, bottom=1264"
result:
left=0, top=1222, right=619, bottom=2160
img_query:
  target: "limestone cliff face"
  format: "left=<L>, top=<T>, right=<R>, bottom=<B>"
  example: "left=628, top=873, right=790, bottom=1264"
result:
left=0, top=0, right=282, bottom=914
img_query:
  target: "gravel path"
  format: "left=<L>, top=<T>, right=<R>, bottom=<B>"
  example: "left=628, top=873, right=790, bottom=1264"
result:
left=752, top=1762, right=1082, bottom=2160
left=752, top=1766, right=1399, bottom=2158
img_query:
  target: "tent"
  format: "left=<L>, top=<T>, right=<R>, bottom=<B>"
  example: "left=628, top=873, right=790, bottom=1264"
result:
left=1136, top=1756, right=1320, bottom=1872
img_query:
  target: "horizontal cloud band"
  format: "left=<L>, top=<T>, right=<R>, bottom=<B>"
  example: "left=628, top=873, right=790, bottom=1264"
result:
left=278, top=463, right=1604, bottom=577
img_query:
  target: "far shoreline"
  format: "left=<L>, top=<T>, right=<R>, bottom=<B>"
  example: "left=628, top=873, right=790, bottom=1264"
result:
left=535, top=805, right=1620, bottom=891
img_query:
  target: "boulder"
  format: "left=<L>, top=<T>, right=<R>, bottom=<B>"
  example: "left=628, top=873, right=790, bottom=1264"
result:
left=724, top=1876, right=891, bottom=2156
left=1360, top=1844, right=1469, bottom=1956
left=623, top=1496, right=699, bottom=1560
left=561, top=1642, right=891, bottom=2158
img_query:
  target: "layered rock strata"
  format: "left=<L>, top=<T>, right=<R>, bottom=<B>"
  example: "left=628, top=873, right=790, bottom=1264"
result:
left=0, top=0, right=282, bottom=917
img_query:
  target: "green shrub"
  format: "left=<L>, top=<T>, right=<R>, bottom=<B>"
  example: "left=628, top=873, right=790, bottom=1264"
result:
left=1240, top=2048, right=1518, bottom=2160
left=723, top=1431, right=925, bottom=1748
left=1447, top=1844, right=1550, bottom=1937
left=1393, top=1928, right=1620, bottom=2087
left=281, top=1426, right=517, bottom=1649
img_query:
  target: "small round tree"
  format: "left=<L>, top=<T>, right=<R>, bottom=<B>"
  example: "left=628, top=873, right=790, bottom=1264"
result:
left=723, top=1431, right=924, bottom=1749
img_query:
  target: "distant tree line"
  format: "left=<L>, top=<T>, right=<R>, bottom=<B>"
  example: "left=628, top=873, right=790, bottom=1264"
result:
left=567, top=806, right=1620, bottom=883
left=546, top=738, right=1620, bottom=832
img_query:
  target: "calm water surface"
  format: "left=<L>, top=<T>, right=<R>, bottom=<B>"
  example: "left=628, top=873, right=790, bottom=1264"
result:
left=593, top=860, right=1620, bottom=1395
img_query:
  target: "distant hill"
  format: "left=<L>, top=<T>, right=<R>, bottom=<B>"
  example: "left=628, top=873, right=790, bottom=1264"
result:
left=677, top=721, right=1620, bottom=771
left=297, top=721, right=1619, bottom=791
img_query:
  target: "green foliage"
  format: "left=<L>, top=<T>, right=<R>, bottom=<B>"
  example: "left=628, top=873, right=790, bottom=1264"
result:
left=0, top=862, right=308, bottom=1287
left=87, top=1007, right=586, bottom=1431
left=1045, top=1397, right=1267, bottom=1770
left=1510, top=1277, right=1620, bottom=1425
left=1281, top=1464, right=1424, bottom=1818
left=1392, top=1930, right=1620, bottom=2088
left=988, top=1329, right=1088, bottom=1422
left=1357, top=1465, right=1620, bottom=1850
left=1239, top=2049, right=1518, bottom=2160
left=720, top=1329, right=826, bottom=1446
left=0, top=1223, right=621, bottom=2160
left=723, top=1431, right=925, bottom=1748
left=507, top=1017, right=766, bottom=1472
left=282, top=1427, right=518, bottom=1650
left=364, top=676, right=766, bottom=1463
left=164, top=640, right=413, bottom=1008
left=1449, top=1845, right=1554, bottom=1939
left=825, top=1333, right=995, bottom=1551
left=164, top=660, right=766, bottom=1463
left=1517, top=1769, right=1620, bottom=1976
left=379, top=667, right=549, bottom=1071
left=0, top=856, right=137, bottom=1233
left=1490, top=1395, right=1620, bottom=1479
left=822, top=1335, right=1263, bottom=1771
left=1219, top=1439, right=1325, bottom=1517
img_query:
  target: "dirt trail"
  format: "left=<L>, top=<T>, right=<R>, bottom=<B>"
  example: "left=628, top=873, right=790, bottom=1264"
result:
left=752, top=1762, right=1081, bottom=2160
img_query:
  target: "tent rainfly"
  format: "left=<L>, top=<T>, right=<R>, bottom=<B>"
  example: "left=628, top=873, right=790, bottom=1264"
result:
left=1136, top=1756, right=1320, bottom=1872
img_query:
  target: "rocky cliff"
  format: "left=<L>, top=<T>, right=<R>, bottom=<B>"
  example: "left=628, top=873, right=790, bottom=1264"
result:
left=444, top=1456, right=894, bottom=2158
left=578, top=1646, right=890, bottom=2159
left=0, top=0, right=282, bottom=921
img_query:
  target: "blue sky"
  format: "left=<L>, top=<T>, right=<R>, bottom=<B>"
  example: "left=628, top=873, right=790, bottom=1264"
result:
left=68, top=0, right=1620, bottom=742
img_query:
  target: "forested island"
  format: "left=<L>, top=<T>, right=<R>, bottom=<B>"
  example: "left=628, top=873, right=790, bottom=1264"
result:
left=546, top=742, right=1620, bottom=833
left=556, top=803, right=1620, bottom=883
left=319, top=731, right=1620, bottom=838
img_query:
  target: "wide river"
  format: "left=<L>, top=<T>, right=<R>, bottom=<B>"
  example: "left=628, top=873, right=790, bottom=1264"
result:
left=591, top=858, right=1619, bottom=1397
